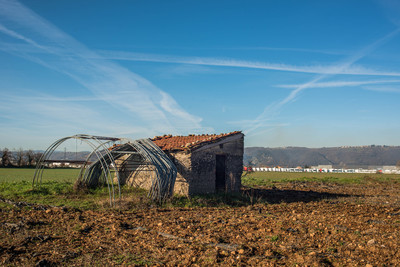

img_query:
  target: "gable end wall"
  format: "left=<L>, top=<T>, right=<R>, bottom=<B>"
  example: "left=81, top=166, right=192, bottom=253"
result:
left=170, top=134, right=244, bottom=195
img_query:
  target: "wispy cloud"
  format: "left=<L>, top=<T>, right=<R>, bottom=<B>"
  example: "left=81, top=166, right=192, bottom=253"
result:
left=0, top=0, right=204, bottom=137
left=363, top=85, right=400, bottom=93
left=0, top=23, right=45, bottom=50
left=97, top=50, right=400, bottom=77
left=278, top=79, right=400, bottom=89
left=379, top=0, right=400, bottom=27
left=243, top=27, right=400, bottom=134
left=6, top=91, right=104, bottom=102
left=0, top=93, right=103, bottom=130
left=0, top=92, right=158, bottom=141
left=224, top=46, right=351, bottom=56
left=159, top=64, right=216, bottom=78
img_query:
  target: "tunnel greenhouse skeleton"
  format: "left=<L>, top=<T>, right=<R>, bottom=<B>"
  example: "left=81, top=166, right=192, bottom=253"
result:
left=33, top=134, right=177, bottom=205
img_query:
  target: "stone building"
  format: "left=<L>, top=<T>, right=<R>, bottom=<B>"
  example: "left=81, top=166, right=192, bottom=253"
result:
left=118, top=131, right=244, bottom=196
left=151, top=131, right=244, bottom=195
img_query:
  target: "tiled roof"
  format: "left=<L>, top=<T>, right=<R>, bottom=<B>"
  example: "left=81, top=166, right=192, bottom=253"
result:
left=151, top=131, right=242, bottom=151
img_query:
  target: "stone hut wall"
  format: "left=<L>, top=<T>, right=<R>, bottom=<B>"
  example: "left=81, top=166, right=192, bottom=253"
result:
left=124, top=165, right=156, bottom=189
left=167, top=152, right=191, bottom=196
left=114, top=155, right=155, bottom=190
left=115, top=152, right=193, bottom=195
left=114, top=133, right=244, bottom=196
left=167, top=133, right=244, bottom=195
left=189, top=134, right=243, bottom=194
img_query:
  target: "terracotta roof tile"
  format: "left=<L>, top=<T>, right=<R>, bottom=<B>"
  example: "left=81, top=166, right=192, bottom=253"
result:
left=151, top=131, right=242, bottom=151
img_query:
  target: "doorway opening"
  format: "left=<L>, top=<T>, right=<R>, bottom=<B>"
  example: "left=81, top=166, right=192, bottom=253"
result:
left=216, top=155, right=226, bottom=192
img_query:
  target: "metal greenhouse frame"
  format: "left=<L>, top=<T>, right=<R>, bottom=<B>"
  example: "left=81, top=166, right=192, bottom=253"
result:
left=33, top=134, right=177, bottom=206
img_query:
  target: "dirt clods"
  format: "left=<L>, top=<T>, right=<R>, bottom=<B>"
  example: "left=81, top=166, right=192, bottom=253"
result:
left=1, top=181, right=400, bottom=266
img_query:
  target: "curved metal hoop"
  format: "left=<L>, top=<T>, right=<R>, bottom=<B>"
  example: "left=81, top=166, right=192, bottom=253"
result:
left=33, top=134, right=177, bottom=206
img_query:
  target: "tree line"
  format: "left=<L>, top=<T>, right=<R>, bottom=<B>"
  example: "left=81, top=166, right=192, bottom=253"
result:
left=0, top=148, right=43, bottom=168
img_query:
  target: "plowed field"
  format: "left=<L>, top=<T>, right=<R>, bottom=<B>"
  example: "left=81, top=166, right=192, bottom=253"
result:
left=1, top=181, right=400, bottom=266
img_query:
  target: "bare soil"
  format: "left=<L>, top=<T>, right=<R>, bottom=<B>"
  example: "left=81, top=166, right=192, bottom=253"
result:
left=1, top=181, right=400, bottom=266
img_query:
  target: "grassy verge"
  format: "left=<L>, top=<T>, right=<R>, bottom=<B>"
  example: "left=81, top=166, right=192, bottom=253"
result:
left=0, top=168, right=148, bottom=209
left=241, top=171, right=400, bottom=187
left=0, top=180, right=117, bottom=209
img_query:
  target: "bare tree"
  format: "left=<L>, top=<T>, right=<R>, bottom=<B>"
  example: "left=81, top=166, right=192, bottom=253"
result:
left=1, top=148, right=13, bottom=167
left=26, top=150, right=35, bottom=167
left=16, top=148, right=25, bottom=167
left=33, top=151, right=43, bottom=166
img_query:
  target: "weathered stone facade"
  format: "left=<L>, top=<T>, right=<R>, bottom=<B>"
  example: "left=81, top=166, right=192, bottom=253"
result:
left=117, top=132, right=244, bottom=196
left=162, top=133, right=244, bottom=195
left=115, top=154, right=156, bottom=190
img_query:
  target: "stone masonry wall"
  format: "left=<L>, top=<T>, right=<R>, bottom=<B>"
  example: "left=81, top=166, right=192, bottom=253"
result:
left=114, top=155, right=155, bottom=190
left=166, top=151, right=191, bottom=196
left=115, top=134, right=244, bottom=196
left=115, top=153, right=190, bottom=195
left=189, top=135, right=244, bottom=194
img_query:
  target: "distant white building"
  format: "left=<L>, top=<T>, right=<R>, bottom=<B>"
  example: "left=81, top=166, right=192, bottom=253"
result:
left=382, top=166, right=400, bottom=174
left=311, top=165, right=333, bottom=169
left=383, top=166, right=398, bottom=170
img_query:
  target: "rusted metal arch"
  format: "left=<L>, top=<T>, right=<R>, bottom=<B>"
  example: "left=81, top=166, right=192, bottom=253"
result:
left=33, top=134, right=177, bottom=205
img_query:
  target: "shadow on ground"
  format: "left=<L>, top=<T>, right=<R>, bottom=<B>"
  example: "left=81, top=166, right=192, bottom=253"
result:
left=170, top=185, right=355, bottom=208
left=241, top=186, right=353, bottom=205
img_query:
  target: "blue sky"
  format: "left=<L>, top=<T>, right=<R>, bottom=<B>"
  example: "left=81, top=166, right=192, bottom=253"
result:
left=1, top=0, right=400, bottom=150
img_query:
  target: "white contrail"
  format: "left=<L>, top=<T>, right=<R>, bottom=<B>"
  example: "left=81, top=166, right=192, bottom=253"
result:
left=243, top=27, right=400, bottom=134
left=97, top=50, right=400, bottom=77
left=0, top=0, right=204, bottom=136
left=278, top=79, right=400, bottom=89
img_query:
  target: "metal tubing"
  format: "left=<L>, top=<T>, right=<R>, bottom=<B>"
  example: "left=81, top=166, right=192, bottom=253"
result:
left=33, top=135, right=177, bottom=206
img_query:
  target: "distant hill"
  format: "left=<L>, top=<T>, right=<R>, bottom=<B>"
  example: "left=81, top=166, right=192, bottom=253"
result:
left=3, top=146, right=400, bottom=169
left=44, top=151, right=91, bottom=161
left=244, top=146, right=400, bottom=168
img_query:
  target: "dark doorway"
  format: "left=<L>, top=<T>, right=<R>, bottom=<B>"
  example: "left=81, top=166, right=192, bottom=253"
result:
left=216, top=155, right=226, bottom=192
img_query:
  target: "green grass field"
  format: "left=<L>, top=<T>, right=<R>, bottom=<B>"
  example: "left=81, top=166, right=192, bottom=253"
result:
left=1, top=168, right=400, bottom=209
left=0, top=168, right=140, bottom=209
left=241, top=171, right=400, bottom=187
left=0, top=168, right=80, bottom=183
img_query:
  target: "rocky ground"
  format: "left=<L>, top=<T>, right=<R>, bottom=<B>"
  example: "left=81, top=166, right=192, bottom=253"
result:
left=1, top=181, right=400, bottom=266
